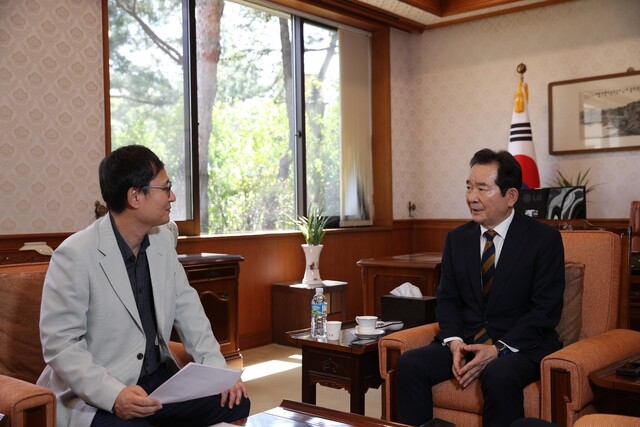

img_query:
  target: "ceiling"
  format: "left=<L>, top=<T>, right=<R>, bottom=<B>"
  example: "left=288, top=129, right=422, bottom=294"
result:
left=308, top=0, right=572, bottom=32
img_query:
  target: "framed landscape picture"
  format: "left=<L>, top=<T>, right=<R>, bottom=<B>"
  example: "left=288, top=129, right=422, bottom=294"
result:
left=548, top=70, right=640, bottom=154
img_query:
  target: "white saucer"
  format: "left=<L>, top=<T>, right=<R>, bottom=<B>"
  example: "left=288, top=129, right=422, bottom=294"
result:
left=354, top=329, right=385, bottom=339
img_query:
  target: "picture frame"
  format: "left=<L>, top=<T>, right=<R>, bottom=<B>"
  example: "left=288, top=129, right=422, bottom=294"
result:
left=548, top=70, right=640, bottom=154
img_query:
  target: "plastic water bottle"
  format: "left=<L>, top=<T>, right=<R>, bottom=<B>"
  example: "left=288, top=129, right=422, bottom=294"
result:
left=311, top=287, right=327, bottom=339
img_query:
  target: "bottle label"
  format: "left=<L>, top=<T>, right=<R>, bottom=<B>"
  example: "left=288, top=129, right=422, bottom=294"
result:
left=311, top=302, right=327, bottom=315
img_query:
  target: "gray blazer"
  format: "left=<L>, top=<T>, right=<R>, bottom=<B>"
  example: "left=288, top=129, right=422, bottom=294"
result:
left=37, top=214, right=226, bottom=427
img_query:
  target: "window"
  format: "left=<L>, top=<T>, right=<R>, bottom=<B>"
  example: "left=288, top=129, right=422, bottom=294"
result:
left=106, top=0, right=372, bottom=235
left=107, top=0, right=192, bottom=223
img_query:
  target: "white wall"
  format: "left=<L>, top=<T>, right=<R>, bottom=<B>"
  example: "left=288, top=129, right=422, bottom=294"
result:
left=391, top=0, right=640, bottom=220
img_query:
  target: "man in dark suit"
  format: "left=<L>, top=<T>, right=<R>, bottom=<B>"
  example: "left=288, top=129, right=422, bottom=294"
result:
left=397, top=148, right=565, bottom=427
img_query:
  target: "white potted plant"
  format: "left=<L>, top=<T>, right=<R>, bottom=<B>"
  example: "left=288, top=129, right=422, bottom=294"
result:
left=293, top=206, right=330, bottom=285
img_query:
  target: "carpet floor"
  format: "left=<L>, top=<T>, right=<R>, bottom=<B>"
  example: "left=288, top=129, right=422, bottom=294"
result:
left=239, top=343, right=383, bottom=418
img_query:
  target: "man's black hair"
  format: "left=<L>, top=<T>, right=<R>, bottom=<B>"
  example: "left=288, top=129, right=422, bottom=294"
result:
left=470, top=148, right=522, bottom=195
left=99, top=145, right=164, bottom=213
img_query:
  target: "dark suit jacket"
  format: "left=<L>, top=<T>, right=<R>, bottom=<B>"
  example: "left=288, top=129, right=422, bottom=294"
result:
left=435, top=212, right=565, bottom=363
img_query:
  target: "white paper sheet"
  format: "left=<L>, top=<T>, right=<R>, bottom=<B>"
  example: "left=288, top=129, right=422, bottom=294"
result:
left=149, top=362, right=241, bottom=404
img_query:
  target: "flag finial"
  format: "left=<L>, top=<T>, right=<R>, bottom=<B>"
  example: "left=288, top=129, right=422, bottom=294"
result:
left=514, top=63, right=528, bottom=113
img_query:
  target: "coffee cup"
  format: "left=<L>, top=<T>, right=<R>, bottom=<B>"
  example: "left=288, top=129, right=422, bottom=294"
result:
left=355, top=315, right=377, bottom=334
left=326, top=321, right=342, bottom=340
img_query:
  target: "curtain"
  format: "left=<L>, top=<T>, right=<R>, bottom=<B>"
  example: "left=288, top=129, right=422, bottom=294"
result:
left=339, top=28, right=373, bottom=226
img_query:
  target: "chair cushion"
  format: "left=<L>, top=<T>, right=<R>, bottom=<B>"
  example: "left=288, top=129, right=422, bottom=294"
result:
left=432, top=377, right=540, bottom=418
left=556, top=262, right=585, bottom=347
left=0, top=266, right=48, bottom=384
left=433, top=379, right=483, bottom=413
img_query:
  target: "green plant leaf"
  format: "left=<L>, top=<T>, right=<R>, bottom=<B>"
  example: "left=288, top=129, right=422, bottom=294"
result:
left=291, top=206, right=330, bottom=245
left=551, top=168, right=601, bottom=194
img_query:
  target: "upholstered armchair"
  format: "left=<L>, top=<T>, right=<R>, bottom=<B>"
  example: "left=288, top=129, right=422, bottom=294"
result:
left=0, top=262, right=55, bottom=427
left=573, top=413, right=640, bottom=427
left=379, top=229, right=640, bottom=426
left=0, top=261, right=194, bottom=427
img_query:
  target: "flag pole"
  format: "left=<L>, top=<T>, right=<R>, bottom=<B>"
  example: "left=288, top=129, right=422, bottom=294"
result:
left=508, top=62, right=540, bottom=189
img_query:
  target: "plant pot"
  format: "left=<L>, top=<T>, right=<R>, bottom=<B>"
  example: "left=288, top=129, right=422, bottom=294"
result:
left=301, top=244, right=323, bottom=285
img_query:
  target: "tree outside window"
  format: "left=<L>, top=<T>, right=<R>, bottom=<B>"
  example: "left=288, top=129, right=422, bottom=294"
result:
left=107, top=0, right=368, bottom=235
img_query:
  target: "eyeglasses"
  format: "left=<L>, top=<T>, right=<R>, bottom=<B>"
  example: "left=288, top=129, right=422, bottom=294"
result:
left=143, top=181, right=173, bottom=195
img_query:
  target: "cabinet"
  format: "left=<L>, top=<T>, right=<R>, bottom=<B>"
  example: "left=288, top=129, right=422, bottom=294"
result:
left=272, top=280, right=347, bottom=345
left=357, top=252, right=442, bottom=317
left=177, top=253, right=243, bottom=365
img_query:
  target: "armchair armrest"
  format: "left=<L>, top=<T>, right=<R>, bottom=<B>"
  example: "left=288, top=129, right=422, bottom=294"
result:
left=0, top=375, right=56, bottom=427
left=379, top=323, right=440, bottom=380
left=378, top=322, right=440, bottom=420
left=541, top=329, right=640, bottom=424
left=574, top=414, right=640, bottom=427
left=168, top=341, right=194, bottom=368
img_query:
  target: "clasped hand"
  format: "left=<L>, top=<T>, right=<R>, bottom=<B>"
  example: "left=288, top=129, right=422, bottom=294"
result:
left=449, top=341, right=498, bottom=388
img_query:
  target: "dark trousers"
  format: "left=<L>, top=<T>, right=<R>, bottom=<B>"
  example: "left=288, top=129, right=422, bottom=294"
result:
left=397, top=342, right=539, bottom=427
left=90, top=365, right=250, bottom=427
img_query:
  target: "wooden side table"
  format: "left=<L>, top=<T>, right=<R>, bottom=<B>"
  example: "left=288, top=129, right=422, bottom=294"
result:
left=272, top=280, right=347, bottom=345
left=357, top=252, right=442, bottom=317
left=589, top=355, right=640, bottom=417
left=286, top=322, right=383, bottom=416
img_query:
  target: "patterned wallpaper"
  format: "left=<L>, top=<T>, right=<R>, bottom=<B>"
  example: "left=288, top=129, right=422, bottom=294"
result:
left=0, top=0, right=103, bottom=234
left=1, top=0, right=638, bottom=235
left=391, top=0, right=640, bottom=220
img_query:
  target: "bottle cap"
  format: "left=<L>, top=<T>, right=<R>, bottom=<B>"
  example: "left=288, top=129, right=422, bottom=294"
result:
left=315, top=287, right=323, bottom=293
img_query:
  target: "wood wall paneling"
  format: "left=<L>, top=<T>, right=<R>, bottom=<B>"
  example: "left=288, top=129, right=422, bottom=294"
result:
left=0, top=217, right=629, bottom=350
left=371, top=27, right=394, bottom=228
left=175, top=225, right=412, bottom=349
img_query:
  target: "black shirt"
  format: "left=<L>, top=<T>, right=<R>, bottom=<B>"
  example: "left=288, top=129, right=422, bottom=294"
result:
left=110, top=215, right=161, bottom=378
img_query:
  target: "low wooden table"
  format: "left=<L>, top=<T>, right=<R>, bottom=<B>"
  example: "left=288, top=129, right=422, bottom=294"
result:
left=286, top=321, right=383, bottom=415
left=232, top=399, right=409, bottom=426
left=589, top=354, right=640, bottom=417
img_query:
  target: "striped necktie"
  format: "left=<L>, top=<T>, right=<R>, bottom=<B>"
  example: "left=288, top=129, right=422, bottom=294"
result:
left=481, top=230, right=497, bottom=298
left=474, top=229, right=497, bottom=344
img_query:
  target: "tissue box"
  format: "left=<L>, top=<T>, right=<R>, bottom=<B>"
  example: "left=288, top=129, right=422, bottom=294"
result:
left=381, top=295, right=437, bottom=329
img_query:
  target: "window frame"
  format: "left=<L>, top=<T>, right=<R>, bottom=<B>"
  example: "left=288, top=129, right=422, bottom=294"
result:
left=101, top=0, right=392, bottom=236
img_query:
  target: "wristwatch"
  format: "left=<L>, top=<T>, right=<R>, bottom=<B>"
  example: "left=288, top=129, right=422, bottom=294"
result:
left=495, top=341, right=511, bottom=358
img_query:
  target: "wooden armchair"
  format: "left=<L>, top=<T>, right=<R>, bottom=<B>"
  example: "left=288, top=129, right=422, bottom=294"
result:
left=0, top=261, right=194, bottom=427
left=379, top=229, right=640, bottom=426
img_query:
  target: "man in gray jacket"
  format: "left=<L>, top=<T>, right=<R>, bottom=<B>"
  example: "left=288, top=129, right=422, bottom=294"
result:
left=38, top=145, right=250, bottom=426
